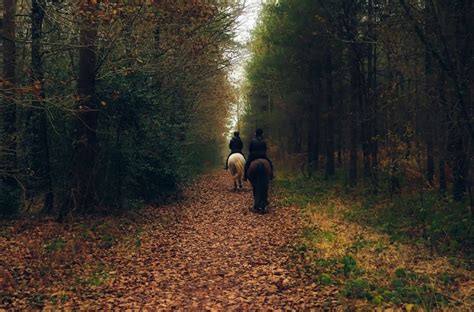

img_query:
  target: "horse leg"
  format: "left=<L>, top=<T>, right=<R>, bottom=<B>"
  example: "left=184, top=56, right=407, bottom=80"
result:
left=255, top=184, right=265, bottom=213
left=233, top=179, right=237, bottom=191
left=238, top=177, right=243, bottom=189
left=262, top=179, right=269, bottom=213
left=251, top=182, right=258, bottom=211
left=258, top=187, right=265, bottom=213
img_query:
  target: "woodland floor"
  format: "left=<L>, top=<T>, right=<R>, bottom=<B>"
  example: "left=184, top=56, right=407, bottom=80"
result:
left=0, top=172, right=472, bottom=310
left=0, top=172, right=336, bottom=310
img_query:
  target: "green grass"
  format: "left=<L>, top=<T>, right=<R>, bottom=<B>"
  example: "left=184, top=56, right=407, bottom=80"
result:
left=78, top=270, right=109, bottom=287
left=44, top=238, right=66, bottom=253
left=344, top=193, right=473, bottom=260
left=275, top=173, right=470, bottom=309
left=275, top=174, right=473, bottom=261
left=302, top=226, right=336, bottom=243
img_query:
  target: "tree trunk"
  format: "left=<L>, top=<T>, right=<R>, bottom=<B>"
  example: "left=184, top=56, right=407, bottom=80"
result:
left=29, top=0, right=54, bottom=212
left=307, top=105, right=320, bottom=175
left=367, top=0, right=378, bottom=192
left=345, top=3, right=360, bottom=188
left=450, top=0, right=471, bottom=202
left=325, top=51, right=335, bottom=178
left=0, top=0, right=19, bottom=215
left=426, top=138, right=435, bottom=186
left=307, top=77, right=321, bottom=175
left=437, top=70, right=448, bottom=194
left=60, top=1, right=99, bottom=218
left=448, top=129, right=467, bottom=201
left=423, top=0, right=435, bottom=187
left=439, top=158, right=447, bottom=194
left=348, top=19, right=361, bottom=188
left=349, top=52, right=359, bottom=187
left=335, top=78, right=343, bottom=168
left=313, top=80, right=321, bottom=173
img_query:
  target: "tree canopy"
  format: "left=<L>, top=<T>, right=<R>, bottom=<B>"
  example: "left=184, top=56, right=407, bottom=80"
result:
left=0, top=0, right=241, bottom=217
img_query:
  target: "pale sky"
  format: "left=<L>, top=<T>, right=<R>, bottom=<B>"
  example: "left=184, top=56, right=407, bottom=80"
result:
left=230, top=0, right=262, bottom=84
left=235, top=0, right=262, bottom=45
left=225, top=0, right=263, bottom=134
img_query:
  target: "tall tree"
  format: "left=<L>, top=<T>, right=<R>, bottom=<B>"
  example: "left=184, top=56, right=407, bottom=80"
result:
left=346, top=2, right=360, bottom=187
left=324, top=50, right=335, bottom=177
left=61, top=0, right=100, bottom=217
left=0, top=0, right=19, bottom=215
left=400, top=0, right=472, bottom=202
left=28, top=0, right=53, bottom=212
left=367, top=0, right=378, bottom=191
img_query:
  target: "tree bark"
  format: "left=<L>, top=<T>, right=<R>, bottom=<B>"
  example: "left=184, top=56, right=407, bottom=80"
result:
left=367, top=0, right=378, bottom=192
left=349, top=51, right=359, bottom=187
left=307, top=75, right=321, bottom=176
left=437, top=70, right=448, bottom=194
left=0, top=0, right=19, bottom=215
left=325, top=51, right=335, bottom=178
left=313, top=79, right=321, bottom=173
left=344, top=2, right=360, bottom=187
left=29, top=0, right=54, bottom=212
left=60, top=1, right=100, bottom=218
left=423, top=0, right=434, bottom=187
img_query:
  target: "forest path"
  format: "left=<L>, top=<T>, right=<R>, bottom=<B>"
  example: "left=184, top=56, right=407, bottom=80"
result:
left=3, top=172, right=470, bottom=310
left=97, top=172, right=334, bottom=309
left=0, top=171, right=335, bottom=310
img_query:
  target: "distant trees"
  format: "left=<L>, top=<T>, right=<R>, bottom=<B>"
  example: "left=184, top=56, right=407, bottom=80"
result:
left=0, top=1, right=240, bottom=218
left=244, top=0, right=473, bottom=209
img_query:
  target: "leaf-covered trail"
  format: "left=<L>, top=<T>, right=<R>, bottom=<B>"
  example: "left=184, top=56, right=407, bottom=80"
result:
left=1, top=172, right=335, bottom=310
left=101, top=172, right=331, bottom=309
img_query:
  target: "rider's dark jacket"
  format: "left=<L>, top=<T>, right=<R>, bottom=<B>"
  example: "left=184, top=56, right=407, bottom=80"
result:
left=248, top=137, right=267, bottom=158
left=244, top=135, right=273, bottom=179
left=229, top=136, right=243, bottom=153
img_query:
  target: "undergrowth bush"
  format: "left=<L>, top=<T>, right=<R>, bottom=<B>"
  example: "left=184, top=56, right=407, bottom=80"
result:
left=275, top=173, right=473, bottom=258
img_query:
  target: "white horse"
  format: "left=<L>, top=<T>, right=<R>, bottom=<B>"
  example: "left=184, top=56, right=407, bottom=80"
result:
left=227, top=153, right=246, bottom=191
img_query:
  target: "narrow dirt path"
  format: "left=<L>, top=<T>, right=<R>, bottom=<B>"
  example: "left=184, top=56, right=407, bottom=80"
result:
left=0, top=171, right=336, bottom=310
left=92, top=172, right=334, bottom=310
left=3, top=171, right=470, bottom=310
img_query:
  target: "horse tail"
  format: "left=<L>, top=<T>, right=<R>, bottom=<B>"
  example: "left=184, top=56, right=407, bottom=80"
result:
left=256, top=161, right=266, bottom=189
left=233, top=156, right=244, bottom=179
left=255, top=161, right=269, bottom=211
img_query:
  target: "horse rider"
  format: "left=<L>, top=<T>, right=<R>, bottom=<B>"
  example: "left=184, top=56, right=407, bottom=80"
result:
left=225, top=131, right=244, bottom=170
left=243, top=128, right=274, bottom=181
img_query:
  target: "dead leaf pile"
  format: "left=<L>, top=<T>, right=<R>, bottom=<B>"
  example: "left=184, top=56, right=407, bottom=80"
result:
left=0, top=172, right=336, bottom=310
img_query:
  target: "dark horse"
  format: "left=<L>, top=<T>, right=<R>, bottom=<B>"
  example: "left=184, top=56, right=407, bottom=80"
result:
left=247, top=159, right=272, bottom=213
